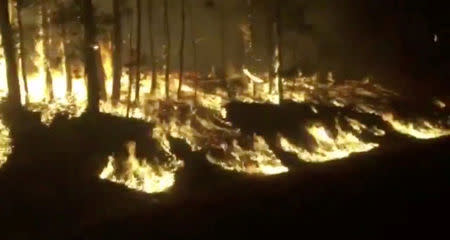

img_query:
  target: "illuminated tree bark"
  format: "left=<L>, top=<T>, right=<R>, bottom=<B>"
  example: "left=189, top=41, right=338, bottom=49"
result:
left=41, top=1, right=54, bottom=100
left=276, top=1, right=283, bottom=103
left=112, top=0, right=122, bottom=104
left=163, top=0, right=170, bottom=99
left=177, top=0, right=185, bottom=100
left=16, top=0, right=28, bottom=102
left=0, top=0, right=21, bottom=106
left=189, top=0, right=198, bottom=104
left=126, top=11, right=134, bottom=117
left=81, top=0, right=100, bottom=113
left=134, top=0, right=142, bottom=103
left=148, top=0, right=157, bottom=95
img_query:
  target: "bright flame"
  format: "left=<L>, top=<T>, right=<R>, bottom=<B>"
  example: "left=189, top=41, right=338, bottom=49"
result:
left=0, top=119, right=11, bottom=168
left=99, top=142, right=180, bottom=193
left=280, top=120, right=379, bottom=162
left=382, top=113, right=450, bottom=139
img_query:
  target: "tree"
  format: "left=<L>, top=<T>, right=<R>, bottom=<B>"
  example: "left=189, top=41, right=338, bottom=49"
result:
left=163, top=0, right=170, bottom=99
left=111, top=0, right=122, bottom=104
left=0, top=0, right=21, bottom=107
left=188, top=0, right=198, bottom=103
left=134, top=0, right=142, bottom=103
left=41, top=0, right=54, bottom=100
left=148, top=0, right=156, bottom=95
left=16, top=0, right=28, bottom=102
left=276, top=1, right=283, bottom=103
left=148, top=0, right=157, bottom=95
left=177, top=0, right=185, bottom=100
left=81, top=0, right=100, bottom=113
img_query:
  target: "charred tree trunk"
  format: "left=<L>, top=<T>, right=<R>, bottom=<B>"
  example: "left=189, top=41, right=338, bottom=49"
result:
left=220, top=1, right=228, bottom=98
left=134, top=0, right=141, bottom=103
left=276, top=1, right=283, bottom=103
left=61, top=23, right=73, bottom=96
left=267, top=8, right=275, bottom=93
left=95, top=44, right=107, bottom=100
left=163, top=0, right=170, bottom=99
left=16, top=1, right=28, bottom=102
left=41, top=2, right=53, bottom=101
left=112, top=0, right=122, bottom=104
left=82, top=0, right=100, bottom=113
left=0, top=0, right=21, bottom=106
left=189, top=0, right=198, bottom=103
left=148, top=0, right=157, bottom=95
left=177, top=0, right=185, bottom=100
left=126, top=13, right=134, bottom=117
left=246, top=0, right=256, bottom=97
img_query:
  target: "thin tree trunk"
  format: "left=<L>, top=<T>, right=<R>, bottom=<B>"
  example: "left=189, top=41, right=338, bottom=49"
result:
left=267, top=7, right=275, bottom=93
left=148, top=0, right=157, bottom=95
left=16, top=1, right=28, bottom=102
left=0, top=0, right=21, bottom=106
left=95, top=44, right=106, bottom=100
left=82, top=0, right=100, bottom=113
left=189, top=0, right=198, bottom=104
left=163, top=0, right=170, bottom=99
left=134, top=0, right=141, bottom=103
left=276, top=1, right=283, bottom=103
left=61, top=22, right=72, bottom=96
left=126, top=12, right=134, bottom=117
left=220, top=1, right=228, bottom=98
left=246, top=0, right=256, bottom=97
left=177, top=0, right=185, bottom=100
left=112, top=0, right=122, bottom=104
left=41, top=2, right=53, bottom=101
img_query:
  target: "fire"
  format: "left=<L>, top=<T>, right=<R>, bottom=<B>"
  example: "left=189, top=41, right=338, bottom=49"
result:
left=0, top=119, right=11, bottom=168
left=279, top=120, right=379, bottom=162
left=100, top=141, right=181, bottom=193
left=382, top=113, right=450, bottom=139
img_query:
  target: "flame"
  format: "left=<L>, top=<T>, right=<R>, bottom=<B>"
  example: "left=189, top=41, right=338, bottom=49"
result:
left=0, top=119, right=11, bottom=168
left=382, top=113, right=450, bottom=139
left=99, top=142, right=180, bottom=193
left=280, top=120, right=379, bottom=162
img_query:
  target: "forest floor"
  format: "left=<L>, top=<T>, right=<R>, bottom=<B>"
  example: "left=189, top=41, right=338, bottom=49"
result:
left=0, top=100, right=448, bottom=239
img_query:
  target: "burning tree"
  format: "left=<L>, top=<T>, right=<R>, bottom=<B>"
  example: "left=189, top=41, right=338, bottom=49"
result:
left=0, top=0, right=21, bottom=107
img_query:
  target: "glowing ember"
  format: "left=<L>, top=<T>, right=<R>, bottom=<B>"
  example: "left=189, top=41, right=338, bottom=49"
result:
left=100, top=142, right=180, bottom=193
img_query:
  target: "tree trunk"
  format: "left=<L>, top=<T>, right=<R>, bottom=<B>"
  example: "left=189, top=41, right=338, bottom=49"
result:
left=0, top=0, right=21, bottom=106
left=177, top=0, right=185, bottom=100
left=276, top=1, right=283, bottom=103
left=148, top=0, right=157, bottom=95
left=82, top=0, right=100, bottom=113
left=163, top=0, right=170, bottom=99
left=134, top=0, right=141, bottom=103
left=246, top=0, right=256, bottom=97
left=41, top=2, right=53, bottom=101
left=126, top=12, right=134, bottom=117
left=95, top=44, right=106, bottom=100
left=61, top=22, right=72, bottom=96
left=189, top=0, right=198, bottom=104
left=267, top=5, right=275, bottom=93
left=16, top=1, right=28, bottom=102
left=112, top=0, right=122, bottom=104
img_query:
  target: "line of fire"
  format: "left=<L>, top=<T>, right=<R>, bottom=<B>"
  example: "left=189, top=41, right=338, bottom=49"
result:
left=0, top=0, right=449, bottom=238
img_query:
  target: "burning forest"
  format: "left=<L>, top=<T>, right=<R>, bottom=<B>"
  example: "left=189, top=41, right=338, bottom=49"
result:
left=0, top=0, right=449, bottom=238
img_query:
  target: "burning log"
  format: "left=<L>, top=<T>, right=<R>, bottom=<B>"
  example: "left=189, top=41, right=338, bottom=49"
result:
left=0, top=0, right=21, bottom=107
